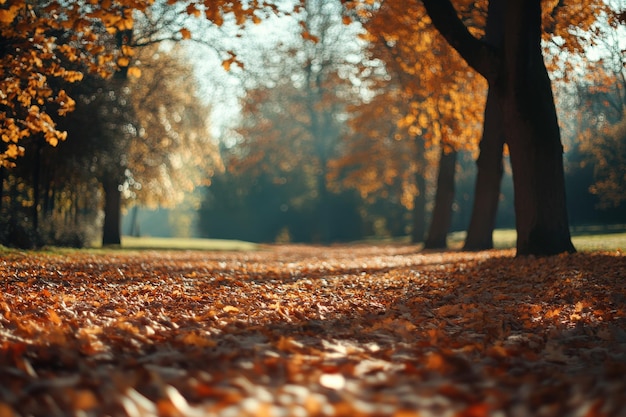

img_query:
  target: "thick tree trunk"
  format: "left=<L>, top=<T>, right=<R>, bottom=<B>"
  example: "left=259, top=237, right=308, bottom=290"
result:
left=502, top=0, right=574, bottom=255
left=424, top=148, right=457, bottom=249
left=422, top=0, right=575, bottom=256
left=463, top=89, right=505, bottom=250
left=102, top=176, right=122, bottom=246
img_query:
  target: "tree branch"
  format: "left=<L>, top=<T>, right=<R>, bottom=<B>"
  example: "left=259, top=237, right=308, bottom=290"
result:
left=421, top=0, right=499, bottom=81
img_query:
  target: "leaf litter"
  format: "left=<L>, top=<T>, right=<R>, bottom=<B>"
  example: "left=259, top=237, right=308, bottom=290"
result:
left=0, top=245, right=625, bottom=416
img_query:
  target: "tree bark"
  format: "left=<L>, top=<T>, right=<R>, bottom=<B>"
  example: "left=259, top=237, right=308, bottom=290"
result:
left=32, top=139, right=41, bottom=239
left=99, top=27, right=132, bottom=247
left=422, top=0, right=575, bottom=256
left=424, top=147, right=457, bottom=249
left=501, top=0, right=574, bottom=255
left=0, top=166, right=4, bottom=216
left=463, top=88, right=505, bottom=250
left=102, top=176, right=122, bottom=246
left=129, top=205, right=140, bottom=237
left=411, top=135, right=427, bottom=243
left=463, top=0, right=505, bottom=251
left=411, top=171, right=426, bottom=243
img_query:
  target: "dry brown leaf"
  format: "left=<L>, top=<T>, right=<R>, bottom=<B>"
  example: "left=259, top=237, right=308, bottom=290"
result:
left=0, top=246, right=623, bottom=416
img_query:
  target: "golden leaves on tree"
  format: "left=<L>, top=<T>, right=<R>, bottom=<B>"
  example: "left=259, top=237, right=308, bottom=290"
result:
left=330, top=0, right=486, bottom=207
left=0, top=0, right=274, bottom=167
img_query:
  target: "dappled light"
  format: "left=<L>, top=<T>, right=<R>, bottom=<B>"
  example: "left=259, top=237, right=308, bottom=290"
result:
left=1, top=246, right=624, bottom=415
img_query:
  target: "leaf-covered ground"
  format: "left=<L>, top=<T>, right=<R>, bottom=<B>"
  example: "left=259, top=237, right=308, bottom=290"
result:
left=1, top=245, right=625, bottom=417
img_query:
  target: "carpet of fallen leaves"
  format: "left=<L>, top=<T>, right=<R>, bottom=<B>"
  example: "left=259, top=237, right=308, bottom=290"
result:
left=1, top=245, right=625, bottom=417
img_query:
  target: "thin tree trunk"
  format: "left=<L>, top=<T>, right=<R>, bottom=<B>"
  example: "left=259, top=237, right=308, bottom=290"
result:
left=32, top=140, right=41, bottom=240
left=463, top=0, right=505, bottom=251
left=317, top=173, right=332, bottom=243
left=129, top=205, right=140, bottom=237
left=463, top=89, right=505, bottom=250
left=424, top=147, right=457, bottom=249
left=411, top=172, right=426, bottom=243
left=0, top=166, right=4, bottom=217
left=102, top=176, right=122, bottom=246
left=411, top=136, right=427, bottom=243
left=73, top=189, right=80, bottom=226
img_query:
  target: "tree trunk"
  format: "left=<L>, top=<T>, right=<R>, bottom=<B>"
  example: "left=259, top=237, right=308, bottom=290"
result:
left=422, top=0, right=575, bottom=256
left=463, top=0, right=505, bottom=251
left=411, top=172, right=426, bottom=243
left=129, top=205, right=140, bottom=237
left=0, top=166, right=4, bottom=216
left=463, top=89, right=505, bottom=250
left=102, top=176, right=122, bottom=246
left=314, top=167, right=332, bottom=243
left=99, top=27, right=132, bottom=247
left=411, top=135, right=427, bottom=243
left=424, top=147, right=457, bottom=249
left=32, top=140, right=41, bottom=240
left=501, top=0, right=574, bottom=255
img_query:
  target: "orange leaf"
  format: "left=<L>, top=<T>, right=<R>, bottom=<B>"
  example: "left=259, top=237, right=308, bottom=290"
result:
left=48, top=309, right=62, bottom=325
left=127, top=67, right=142, bottom=78
left=180, top=28, right=192, bottom=40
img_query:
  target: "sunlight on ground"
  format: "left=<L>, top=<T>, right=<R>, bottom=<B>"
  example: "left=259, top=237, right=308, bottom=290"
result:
left=118, top=229, right=626, bottom=252
left=120, top=236, right=259, bottom=251
left=449, top=228, right=626, bottom=252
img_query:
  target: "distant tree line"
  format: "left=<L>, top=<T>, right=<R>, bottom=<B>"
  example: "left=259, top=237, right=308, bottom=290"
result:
left=0, top=1, right=223, bottom=248
left=196, top=0, right=625, bottom=246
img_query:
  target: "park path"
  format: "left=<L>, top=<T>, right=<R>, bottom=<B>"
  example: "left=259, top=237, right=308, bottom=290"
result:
left=0, top=245, right=625, bottom=416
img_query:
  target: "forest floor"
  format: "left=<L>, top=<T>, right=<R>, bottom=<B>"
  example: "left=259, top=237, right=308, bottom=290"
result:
left=0, top=245, right=625, bottom=416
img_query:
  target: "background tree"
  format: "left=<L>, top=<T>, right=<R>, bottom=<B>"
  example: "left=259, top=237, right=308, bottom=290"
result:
left=336, top=0, right=486, bottom=247
left=328, top=83, right=422, bottom=240
left=1, top=0, right=289, bottom=247
left=0, top=42, right=218, bottom=247
left=0, top=0, right=151, bottom=167
left=121, top=44, right=221, bottom=237
left=201, top=0, right=365, bottom=243
left=563, top=1, right=626, bottom=211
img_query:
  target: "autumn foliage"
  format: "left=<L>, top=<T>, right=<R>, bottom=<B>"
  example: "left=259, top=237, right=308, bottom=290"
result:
left=1, top=246, right=625, bottom=416
left=0, top=0, right=145, bottom=167
left=332, top=0, right=486, bottom=209
left=0, top=0, right=281, bottom=168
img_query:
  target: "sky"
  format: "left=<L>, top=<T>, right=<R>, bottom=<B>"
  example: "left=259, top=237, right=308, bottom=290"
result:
left=182, top=0, right=367, bottom=144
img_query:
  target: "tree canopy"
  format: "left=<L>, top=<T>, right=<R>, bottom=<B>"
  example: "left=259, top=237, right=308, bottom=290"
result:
left=0, top=0, right=282, bottom=167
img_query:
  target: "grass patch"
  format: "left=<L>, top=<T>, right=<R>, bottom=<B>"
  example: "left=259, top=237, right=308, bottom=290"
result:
left=2, top=227, right=624, bottom=253
left=0, top=237, right=259, bottom=255
left=450, top=227, right=626, bottom=252
left=571, top=232, right=626, bottom=252
left=120, top=236, right=259, bottom=251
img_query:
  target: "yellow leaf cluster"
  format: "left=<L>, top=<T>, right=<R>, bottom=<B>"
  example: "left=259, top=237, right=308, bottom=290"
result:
left=332, top=0, right=486, bottom=203
left=0, top=0, right=281, bottom=167
left=0, top=5, right=19, bottom=24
